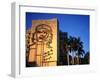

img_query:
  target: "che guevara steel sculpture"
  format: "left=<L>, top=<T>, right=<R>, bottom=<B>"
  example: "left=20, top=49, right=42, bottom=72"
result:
left=31, top=24, right=53, bottom=66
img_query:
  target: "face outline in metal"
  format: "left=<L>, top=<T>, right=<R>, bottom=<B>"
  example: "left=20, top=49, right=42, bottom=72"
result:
left=32, top=24, right=53, bottom=45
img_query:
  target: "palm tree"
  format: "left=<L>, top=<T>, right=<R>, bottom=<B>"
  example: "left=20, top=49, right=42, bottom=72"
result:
left=64, top=42, right=70, bottom=65
left=68, top=36, right=85, bottom=65
left=73, top=37, right=85, bottom=64
left=68, top=36, right=76, bottom=65
left=77, top=47, right=85, bottom=64
left=59, top=31, right=85, bottom=65
left=66, top=37, right=72, bottom=65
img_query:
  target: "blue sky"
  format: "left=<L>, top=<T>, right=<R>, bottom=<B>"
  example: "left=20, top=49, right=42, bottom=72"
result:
left=26, top=12, right=90, bottom=53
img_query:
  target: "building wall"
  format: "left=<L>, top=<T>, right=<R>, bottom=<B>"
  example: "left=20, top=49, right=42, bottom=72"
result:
left=26, top=18, right=58, bottom=67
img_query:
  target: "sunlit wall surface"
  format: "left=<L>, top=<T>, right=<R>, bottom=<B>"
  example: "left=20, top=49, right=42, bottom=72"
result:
left=26, top=19, right=57, bottom=67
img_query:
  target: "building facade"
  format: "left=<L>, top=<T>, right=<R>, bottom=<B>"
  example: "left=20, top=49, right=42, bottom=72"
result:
left=26, top=18, right=58, bottom=67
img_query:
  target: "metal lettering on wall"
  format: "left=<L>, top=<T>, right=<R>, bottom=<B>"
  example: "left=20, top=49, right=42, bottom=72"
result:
left=26, top=19, right=57, bottom=67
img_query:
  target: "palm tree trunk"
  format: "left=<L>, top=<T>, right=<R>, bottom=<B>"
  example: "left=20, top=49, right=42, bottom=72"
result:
left=77, top=55, right=79, bottom=64
left=72, top=51, right=74, bottom=65
left=67, top=52, right=69, bottom=65
left=72, top=57, right=74, bottom=65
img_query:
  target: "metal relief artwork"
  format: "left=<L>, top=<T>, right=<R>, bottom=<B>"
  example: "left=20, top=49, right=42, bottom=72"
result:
left=26, top=19, right=57, bottom=67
